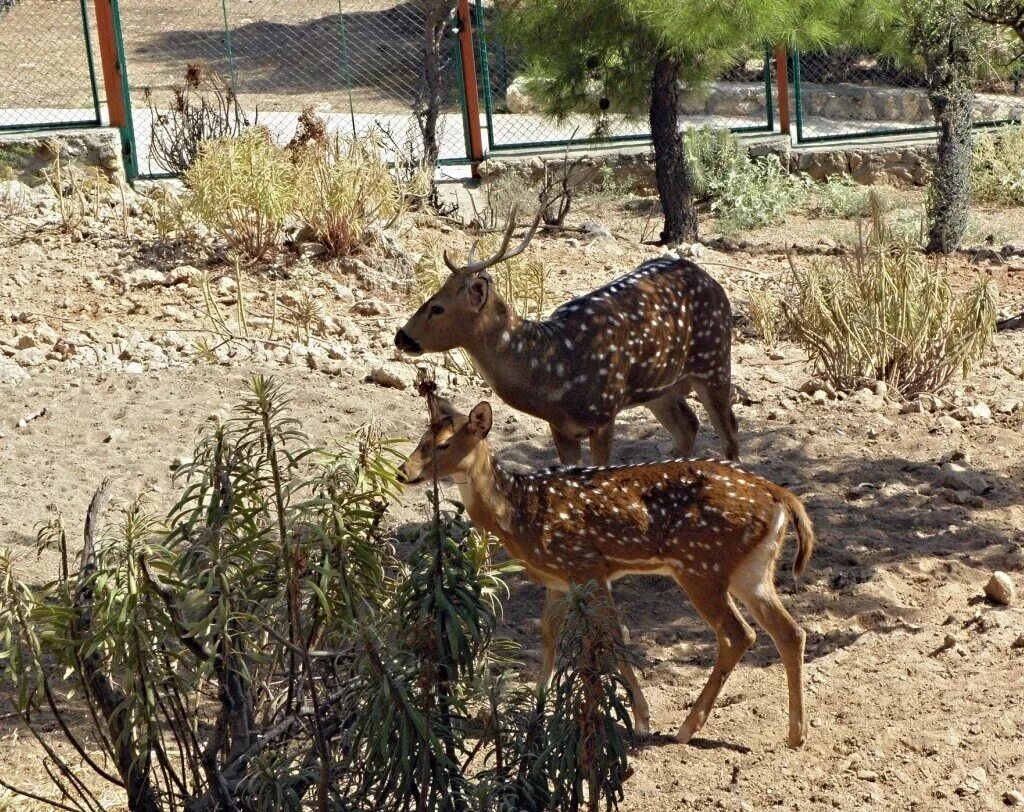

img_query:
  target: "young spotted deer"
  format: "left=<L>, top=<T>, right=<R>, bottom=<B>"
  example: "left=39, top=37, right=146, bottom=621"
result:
left=399, top=397, right=815, bottom=749
left=395, top=206, right=739, bottom=465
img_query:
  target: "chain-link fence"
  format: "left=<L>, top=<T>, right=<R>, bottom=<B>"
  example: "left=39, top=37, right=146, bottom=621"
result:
left=0, top=0, right=101, bottom=131
left=792, top=43, right=1024, bottom=143
left=118, top=0, right=466, bottom=178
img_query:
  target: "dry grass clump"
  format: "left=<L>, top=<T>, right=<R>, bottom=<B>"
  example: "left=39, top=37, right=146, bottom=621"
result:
left=180, top=115, right=428, bottom=261
left=184, top=128, right=297, bottom=259
left=293, top=131, right=430, bottom=257
left=781, top=195, right=997, bottom=396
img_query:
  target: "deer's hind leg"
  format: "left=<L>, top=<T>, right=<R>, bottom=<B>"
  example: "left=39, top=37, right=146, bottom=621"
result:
left=671, top=570, right=756, bottom=745
left=692, top=378, right=740, bottom=461
left=588, top=422, right=615, bottom=467
left=647, top=384, right=700, bottom=458
left=550, top=424, right=583, bottom=465
left=730, top=510, right=808, bottom=748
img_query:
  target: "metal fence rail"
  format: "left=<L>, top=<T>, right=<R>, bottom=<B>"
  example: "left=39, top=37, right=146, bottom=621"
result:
left=792, top=45, right=1024, bottom=143
left=0, top=0, right=101, bottom=132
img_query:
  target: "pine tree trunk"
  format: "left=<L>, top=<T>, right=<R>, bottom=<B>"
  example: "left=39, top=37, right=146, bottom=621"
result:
left=922, top=14, right=975, bottom=253
left=649, top=54, right=698, bottom=244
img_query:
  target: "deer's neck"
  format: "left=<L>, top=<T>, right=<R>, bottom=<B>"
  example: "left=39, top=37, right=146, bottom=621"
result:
left=463, top=297, right=567, bottom=406
left=456, top=446, right=518, bottom=544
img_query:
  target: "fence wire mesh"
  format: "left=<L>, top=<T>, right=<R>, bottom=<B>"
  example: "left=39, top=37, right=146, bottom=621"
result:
left=0, top=0, right=101, bottom=131
left=119, top=0, right=465, bottom=177
left=793, top=39, right=1024, bottom=143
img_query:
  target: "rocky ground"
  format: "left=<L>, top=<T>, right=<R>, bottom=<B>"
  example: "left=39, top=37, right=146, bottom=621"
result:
left=0, top=171, right=1022, bottom=811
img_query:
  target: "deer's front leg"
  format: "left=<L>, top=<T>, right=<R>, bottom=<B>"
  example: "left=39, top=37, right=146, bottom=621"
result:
left=550, top=425, right=582, bottom=466
left=539, top=586, right=567, bottom=689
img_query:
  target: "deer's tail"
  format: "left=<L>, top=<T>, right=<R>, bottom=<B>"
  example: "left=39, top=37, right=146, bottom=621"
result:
left=769, top=484, right=815, bottom=577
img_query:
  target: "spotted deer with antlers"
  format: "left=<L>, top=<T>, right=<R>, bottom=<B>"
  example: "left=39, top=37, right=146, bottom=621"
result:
left=395, top=205, right=739, bottom=465
left=399, top=395, right=814, bottom=748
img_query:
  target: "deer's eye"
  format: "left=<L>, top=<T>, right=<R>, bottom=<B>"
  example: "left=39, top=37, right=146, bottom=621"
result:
left=429, top=304, right=445, bottom=316
left=436, top=442, right=451, bottom=450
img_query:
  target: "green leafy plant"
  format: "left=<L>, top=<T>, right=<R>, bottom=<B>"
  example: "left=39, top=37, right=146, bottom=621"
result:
left=545, top=583, right=636, bottom=812
left=0, top=378, right=636, bottom=811
left=684, top=127, right=807, bottom=233
left=184, top=128, right=298, bottom=259
left=781, top=195, right=998, bottom=396
left=808, top=176, right=874, bottom=218
left=972, top=122, right=1024, bottom=206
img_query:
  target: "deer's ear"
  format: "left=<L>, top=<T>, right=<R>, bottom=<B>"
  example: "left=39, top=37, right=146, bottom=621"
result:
left=465, top=276, right=489, bottom=311
left=467, top=401, right=493, bottom=438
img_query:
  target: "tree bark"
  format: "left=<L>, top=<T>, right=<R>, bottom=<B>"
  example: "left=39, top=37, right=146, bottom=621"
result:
left=922, top=12, right=976, bottom=253
left=416, top=3, right=452, bottom=168
left=649, top=54, right=699, bottom=244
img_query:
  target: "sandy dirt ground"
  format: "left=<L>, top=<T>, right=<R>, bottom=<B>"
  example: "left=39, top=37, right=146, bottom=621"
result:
left=0, top=177, right=1023, bottom=810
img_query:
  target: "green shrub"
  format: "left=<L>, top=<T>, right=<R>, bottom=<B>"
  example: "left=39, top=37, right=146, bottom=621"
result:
left=781, top=198, right=997, bottom=396
left=184, top=128, right=298, bottom=259
left=684, top=126, right=807, bottom=232
left=808, top=176, right=874, bottom=218
left=972, top=123, right=1024, bottom=206
left=0, top=378, right=636, bottom=812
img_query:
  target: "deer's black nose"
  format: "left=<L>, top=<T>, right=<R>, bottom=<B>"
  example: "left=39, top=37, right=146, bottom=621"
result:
left=395, top=329, right=421, bottom=353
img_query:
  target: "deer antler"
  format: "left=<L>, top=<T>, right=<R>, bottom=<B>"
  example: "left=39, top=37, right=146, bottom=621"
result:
left=443, top=196, right=549, bottom=276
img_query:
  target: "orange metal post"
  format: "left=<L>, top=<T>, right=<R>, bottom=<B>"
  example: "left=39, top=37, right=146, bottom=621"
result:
left=92, top=0, right=128, bottom=128
left=774, top=45, right=791, bottom=135
left=457, top=0, right=485, bottom=175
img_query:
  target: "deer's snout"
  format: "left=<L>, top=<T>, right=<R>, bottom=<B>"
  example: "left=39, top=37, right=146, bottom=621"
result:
left=394, top=329, right=422, bottom=355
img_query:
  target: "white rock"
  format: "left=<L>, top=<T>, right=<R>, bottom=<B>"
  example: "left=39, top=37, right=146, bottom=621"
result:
left=126, top=268, right=169, bottom=288
left=505, top=77, right=538, bottom=114
left=811, top=390, right=829, bottom=405
left=124, top=361, right=145, bottom=374
left=997, top=399, right=1022, bottom=415
left=984, top=571, right=1016, bottom=606
left=935, top=462, right=988, bottom=495
left=369, top=362, right=412, bottom=390
left=958, top=402, right=992, bottom=423
left=0, top=356, right=30, bottom=384
left=581, top=219, right=612, bottom=238
left=17, top=347, right=46, bottom=368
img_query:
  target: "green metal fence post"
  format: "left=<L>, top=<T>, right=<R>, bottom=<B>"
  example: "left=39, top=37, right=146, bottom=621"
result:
left=474, top=0, right=496, bottom=151
left=763, top=46, right=774, bottom=132
left=336, top=3, right=358, bottom=138
left=792, top=50, right=804, bottom=143
left=80, top=0, right=103, bottom=125
left=219, top=0, right=238, bottom=93
left=452, top=28, right=474, bottom=162
left=109, top=0, right=139, bottom=180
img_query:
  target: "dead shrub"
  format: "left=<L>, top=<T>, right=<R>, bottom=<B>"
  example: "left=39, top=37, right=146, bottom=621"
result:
left=145, top=62, right=253, bottom=175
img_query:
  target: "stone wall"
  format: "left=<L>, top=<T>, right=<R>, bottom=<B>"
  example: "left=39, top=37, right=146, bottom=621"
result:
left=0, top=128, right=123, bottom=183
left=507, top=78, right=1024, bottom=125
left=477, top=136, right=937, bottom=190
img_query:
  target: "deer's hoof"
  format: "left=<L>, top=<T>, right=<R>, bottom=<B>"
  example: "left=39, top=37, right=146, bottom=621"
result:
left=788, top=726, right=807, bottom=749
